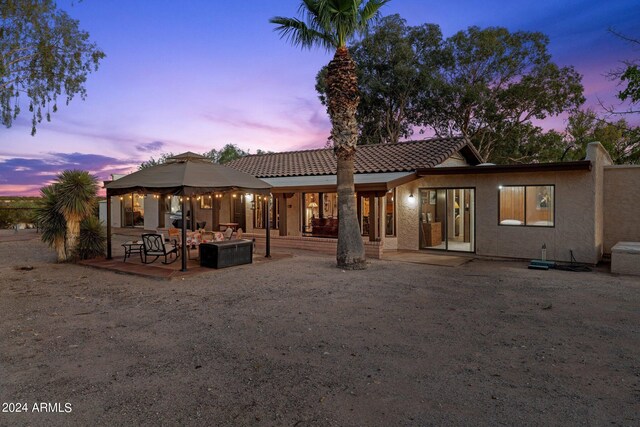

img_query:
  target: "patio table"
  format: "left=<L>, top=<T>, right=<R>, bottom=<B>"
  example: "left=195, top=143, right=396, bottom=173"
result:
left=219, top=222, right=239, bottom=232
left=122, top=240, right=144, bottom=262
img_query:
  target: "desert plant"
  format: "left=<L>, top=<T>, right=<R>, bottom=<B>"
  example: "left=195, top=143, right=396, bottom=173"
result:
left=74, top=215, right=106, bottom=260
left=55, top=170, right=99, bottom=259
left=34, top=185, right=67, bottom=261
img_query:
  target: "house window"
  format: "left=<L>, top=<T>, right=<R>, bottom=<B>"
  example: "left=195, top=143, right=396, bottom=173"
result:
left=199, top=196, right=212, bottom=209
left=253, top=195, right=278, bottom=229
left=499, top=185, right=554, bottom=227
left=385, top=190, right=395, bottom=236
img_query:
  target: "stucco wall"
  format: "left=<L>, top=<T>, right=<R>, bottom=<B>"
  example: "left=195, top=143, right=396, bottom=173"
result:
left=395, top=168, right=599, bottom=263
left=143, top=198, right=159, bottom=230
left=110, top=197, right=121, bottom=228
left=603, top=165, right=640, bottom=253
left=586, top=142, right=613, bottom=260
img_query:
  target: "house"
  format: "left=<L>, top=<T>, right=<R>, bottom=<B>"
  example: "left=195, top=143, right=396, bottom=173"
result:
left=102, top=137, right=640, bottom=264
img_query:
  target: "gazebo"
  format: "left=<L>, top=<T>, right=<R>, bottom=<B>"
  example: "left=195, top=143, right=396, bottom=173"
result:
left=104, top=152, right=272, bottom=271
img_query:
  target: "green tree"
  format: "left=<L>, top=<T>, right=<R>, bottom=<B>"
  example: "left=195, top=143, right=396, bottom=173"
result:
left=564, top=109, right=639, bottom=164
left=138, top=144, right=254, bottom=170
left=55, top=170, right=98, bottom=260
left=607, top=30, right=640, bottom=113
left=1, top=0, right=105, bottom=135
left=216, top=143, right=249, bottom=164
left=34, top=184, right=67, bottom=261
left=315, top=14, right=441, bottom=144
left=422, top=26, right=584, bottom=162
left=138, top=152, right=175, bottom=170
left=271, top=0, right=389, bottom=269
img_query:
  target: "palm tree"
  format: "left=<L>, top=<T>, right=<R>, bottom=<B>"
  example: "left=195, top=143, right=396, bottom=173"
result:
left=270, top=0, right=389, bottom=269
left=34, top=184, right=67, bottom=261
left=55, top=170, right=99, bottom=259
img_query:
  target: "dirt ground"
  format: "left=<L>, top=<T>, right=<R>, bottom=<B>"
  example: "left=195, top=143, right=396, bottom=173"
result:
left=1, top=231, right=639, bottom=426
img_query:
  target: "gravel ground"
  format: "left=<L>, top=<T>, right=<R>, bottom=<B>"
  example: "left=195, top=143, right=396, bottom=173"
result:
left=1, top=231, right=639, bottom=426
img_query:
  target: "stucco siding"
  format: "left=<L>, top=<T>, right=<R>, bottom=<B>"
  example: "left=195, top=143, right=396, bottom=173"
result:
left=603, top=165, right=640, bottom=253
left=395, top=169, right=598, bottom=263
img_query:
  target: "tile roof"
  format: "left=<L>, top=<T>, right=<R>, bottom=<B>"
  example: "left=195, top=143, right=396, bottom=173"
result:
left=226, top=137, right=482, bottom=178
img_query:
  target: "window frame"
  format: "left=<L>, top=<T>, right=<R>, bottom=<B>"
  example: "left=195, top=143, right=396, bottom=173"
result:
left=498, top=184, right=555, bottom=228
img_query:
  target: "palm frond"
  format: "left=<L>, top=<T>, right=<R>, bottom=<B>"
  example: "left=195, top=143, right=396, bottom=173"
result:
left=55, top=169, right=98, bottom=221
left=270, top=16, right=335, bottom=51
left=34, top=184, right=66, bottom=248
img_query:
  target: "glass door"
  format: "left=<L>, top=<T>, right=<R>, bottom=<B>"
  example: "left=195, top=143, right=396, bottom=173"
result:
left=420, top=188, right=475, bottom=252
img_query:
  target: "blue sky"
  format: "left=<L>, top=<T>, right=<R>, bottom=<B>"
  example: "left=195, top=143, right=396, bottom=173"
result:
left=1, top=0, right=638, bottom=195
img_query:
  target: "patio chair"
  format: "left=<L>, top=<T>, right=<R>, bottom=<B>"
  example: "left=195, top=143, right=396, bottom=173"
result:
left=235, top=228, right=243, bottom=240
left=141, top=233, right=180, bottom=264
left=224, top=227, right=233, bottom=240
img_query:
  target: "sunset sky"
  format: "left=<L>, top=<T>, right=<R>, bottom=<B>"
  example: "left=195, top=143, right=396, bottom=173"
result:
left=1, top=0, right=638, bottom=196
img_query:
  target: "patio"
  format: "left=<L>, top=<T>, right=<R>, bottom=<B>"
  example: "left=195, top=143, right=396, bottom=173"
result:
left=80, top=228, right=290, bottom=280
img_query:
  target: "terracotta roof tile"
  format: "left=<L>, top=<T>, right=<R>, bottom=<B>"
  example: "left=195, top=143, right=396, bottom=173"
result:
left=227, top=137, right=481, bottom=178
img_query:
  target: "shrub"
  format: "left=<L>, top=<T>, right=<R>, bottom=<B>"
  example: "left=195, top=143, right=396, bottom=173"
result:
left=74, top=215, right=106, bottom=260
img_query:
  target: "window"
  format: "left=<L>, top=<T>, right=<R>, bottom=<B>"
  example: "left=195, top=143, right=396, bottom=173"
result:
left=253, top=195, right=278, bottom=229
left=499, top=185, right=554, bottom=227
left=385, top=190, right=395, bottom=236
left=199, top=196, right=212, bottom=209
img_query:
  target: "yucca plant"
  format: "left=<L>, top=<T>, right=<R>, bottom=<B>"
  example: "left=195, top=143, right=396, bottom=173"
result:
left=34, top=184, right=67, bottom=261
left=270, top=0, right=389, bottom=269
left=55, top=170, right=99, bottom=259
left=74, top=215, right=106, bottom=260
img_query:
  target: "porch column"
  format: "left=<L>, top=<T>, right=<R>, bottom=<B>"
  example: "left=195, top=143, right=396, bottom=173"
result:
left=265, top=194, right=271, bottom=258
left=278, top=194, right=287, bottom=237
left=106, top=191, right=112, bottom=259
left=368, top=195, right=378, bottom=242
left=378, top=195, right=386, bottom=244
left=181, top=195, right=187, bottom=271
left=212, top=195, right=220, bottom=231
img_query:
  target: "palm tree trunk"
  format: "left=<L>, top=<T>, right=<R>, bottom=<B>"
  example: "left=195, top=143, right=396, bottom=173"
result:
left=65, top=218, right=80, bottom=260
left=327, top=47, right=366, bottom=269
left=55, top=236, right=67, bottom=262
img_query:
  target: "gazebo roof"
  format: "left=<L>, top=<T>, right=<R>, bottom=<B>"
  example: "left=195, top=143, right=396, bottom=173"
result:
left=105, top=155, right=271, bottom=196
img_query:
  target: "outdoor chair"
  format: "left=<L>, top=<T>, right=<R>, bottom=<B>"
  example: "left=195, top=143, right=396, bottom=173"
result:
left=141, top=233, right=180, bottom=264
left=224, top=227, right=233, bottom=240
left=235, top=228, right=243, bottom=240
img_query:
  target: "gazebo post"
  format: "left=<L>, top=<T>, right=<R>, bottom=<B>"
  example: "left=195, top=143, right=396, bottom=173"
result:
left=181, top=194, right=187, bottom=271
left=265, top=193, right=271, bottom=258
left=106, top=190, right=112, bottom=260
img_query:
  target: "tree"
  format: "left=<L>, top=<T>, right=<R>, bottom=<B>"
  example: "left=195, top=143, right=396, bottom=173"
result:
left=138, top=152, right=175, bottom=170
left=316, top=14, right=441, bottom=144
left=215, top=143, right=249, bottom=164
left=34, top=184, right=67, bottom=261
left=1, top=0, right=105, bottom=135
left=271, top=0, right=389, bottom=269
left=55, top=170, right=98, bottom=260
left=607, top=29, right=639, bottom=114
left=420, top=26, right=584, bottom=162
left=138, top=144, right=254, bottom=170
left=564, top=109, right=639, bottom=164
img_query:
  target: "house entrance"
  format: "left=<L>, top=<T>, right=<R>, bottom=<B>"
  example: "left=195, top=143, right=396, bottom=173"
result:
left=419, top=188, right=475, bottom=252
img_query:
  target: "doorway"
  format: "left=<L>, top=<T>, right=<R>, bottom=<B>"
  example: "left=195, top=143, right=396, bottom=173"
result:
left=419, top=188, right=475, bottom=252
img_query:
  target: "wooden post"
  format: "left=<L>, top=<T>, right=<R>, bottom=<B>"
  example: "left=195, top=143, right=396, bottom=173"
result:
left=106, top=191, right=112, bottom=259
left=265, top=194, right=271, bottom=258
left=181, top=195, right=187, bottom=271
left=278, top=194, right=287, bottom=237
left=368, top=195, right=378, bottom=242
left=378, top=195, right=386, bottom=243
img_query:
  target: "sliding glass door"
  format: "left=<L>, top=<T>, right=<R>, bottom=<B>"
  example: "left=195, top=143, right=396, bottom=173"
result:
left=419, top=188, right=475, bottom=252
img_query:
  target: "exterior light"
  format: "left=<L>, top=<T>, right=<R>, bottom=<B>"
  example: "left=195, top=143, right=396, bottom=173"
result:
left=409, top=193, right=414, bottom=200
left=498, top=185, right=503, bottom=190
